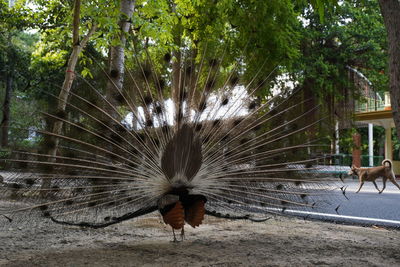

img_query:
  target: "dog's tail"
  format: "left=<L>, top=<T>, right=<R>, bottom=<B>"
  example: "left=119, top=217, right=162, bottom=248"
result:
left=382, top=159, right=392, bottom=168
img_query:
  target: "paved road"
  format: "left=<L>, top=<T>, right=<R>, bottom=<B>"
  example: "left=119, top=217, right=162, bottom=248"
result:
left=280, top=179, right=400, bottom=228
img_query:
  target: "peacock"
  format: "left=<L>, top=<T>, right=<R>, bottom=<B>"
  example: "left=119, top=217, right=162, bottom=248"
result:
left=0, top=40, right=341, bottom=241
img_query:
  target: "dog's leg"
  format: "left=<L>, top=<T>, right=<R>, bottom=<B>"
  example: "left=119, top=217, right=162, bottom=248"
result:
left=355, top=182, right=364, bottom=193
left=380, top=177, right=387, bottom=194
left=389, top=175, right=400, bottom=190
left=372, top=181, right=381, bottom=193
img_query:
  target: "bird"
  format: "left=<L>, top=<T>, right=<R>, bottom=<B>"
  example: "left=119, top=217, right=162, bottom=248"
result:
left=0, top=43, right=340, bottom=241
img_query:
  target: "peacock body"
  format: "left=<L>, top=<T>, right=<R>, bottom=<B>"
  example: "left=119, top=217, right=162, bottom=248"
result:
left=0, top=41, right=340, bottom=241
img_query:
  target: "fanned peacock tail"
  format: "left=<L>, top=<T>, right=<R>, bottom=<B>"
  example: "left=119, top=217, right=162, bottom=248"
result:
left=0, top=42, right=341, bottom=237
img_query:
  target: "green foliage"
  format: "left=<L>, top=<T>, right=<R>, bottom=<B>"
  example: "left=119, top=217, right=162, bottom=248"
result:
left=309, top=0, right=338, bottom=22
left=0, top=0, right=33, bottom=31
left=338, top=128, right=356, bottom=154
left=392, top=128, right=400, bottom=161
left=293, top=0, right=387, bottom=99
left=128, top=0, right=301, bottom=99
left=24, top=0, right=119, bottom=98
left=339, top=126, right=386, bottom=158
left=0, top=30, right=43, bottom=146
left=0, top=0, right=390, bottom=151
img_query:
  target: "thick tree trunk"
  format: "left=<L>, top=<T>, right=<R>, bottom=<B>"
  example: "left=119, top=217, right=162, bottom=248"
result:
left=1, top=75, right=12, bottom=147
left=378, top=0, right=400, bottom=140
left=1, top=30, right=14, bottom=148
left=106, top=0, right=135, bottom=112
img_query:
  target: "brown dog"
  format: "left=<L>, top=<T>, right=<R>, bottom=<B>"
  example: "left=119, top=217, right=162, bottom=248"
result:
left=348, top=159, right=400, bottom=193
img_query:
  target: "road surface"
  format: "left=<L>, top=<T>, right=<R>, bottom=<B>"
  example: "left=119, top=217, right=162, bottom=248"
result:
left=280, top=179, right=400, bottom=228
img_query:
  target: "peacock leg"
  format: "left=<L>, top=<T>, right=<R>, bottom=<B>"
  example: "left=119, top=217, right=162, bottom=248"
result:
left=172, top=228, right=178, bottom=242
left=180, top=226, right=185, bottom=241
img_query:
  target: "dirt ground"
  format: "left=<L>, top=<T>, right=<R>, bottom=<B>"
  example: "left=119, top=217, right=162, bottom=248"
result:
left=1, top=213, right=399, bottom=267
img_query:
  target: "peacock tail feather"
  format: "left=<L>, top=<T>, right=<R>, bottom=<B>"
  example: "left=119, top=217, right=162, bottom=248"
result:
left=0, top=42, right=342, bottom=234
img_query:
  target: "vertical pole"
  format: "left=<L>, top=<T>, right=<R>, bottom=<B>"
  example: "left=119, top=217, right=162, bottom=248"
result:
left=335, top=120, right=340, bottom=154
left=368, top=123, right=374, bottom=166
left=384, top=91, right=392, bottom=110
left=384, top=126, right=393, bottom=160
left=352, top=132, right=362, bottom=167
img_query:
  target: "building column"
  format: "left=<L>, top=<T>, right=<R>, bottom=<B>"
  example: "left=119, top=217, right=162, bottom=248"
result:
left=368, top=123, right=374, bottom=166
left=384, top=126, right=393, bottom=160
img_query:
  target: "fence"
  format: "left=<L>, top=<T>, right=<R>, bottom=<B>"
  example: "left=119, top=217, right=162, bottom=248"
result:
left=355, top=91, right=390, bottom=113
left=322, top=154, right=384, bottom=167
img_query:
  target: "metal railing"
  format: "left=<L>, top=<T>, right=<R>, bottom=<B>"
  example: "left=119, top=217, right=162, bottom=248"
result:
left=355, top=92, right=390, bottom=113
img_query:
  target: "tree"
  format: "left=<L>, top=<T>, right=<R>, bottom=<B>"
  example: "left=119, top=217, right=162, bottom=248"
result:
left=378, top=0, right=400, bottom=140
left=291, top=1, right=387, bottom=126
left=0, top=0, right=350, bottom=151
left=48, top=0, right=97, bottom=154
left=131, top=0, right=301, bottom=97
left=0, top=0, right=37, bottom=147
left=42, top=0, right=97, bottom=191
left=295, top=1, right=387, bottom=96
left=105, top=0, right=135, bottom=119
left=284, top=1, right=388, bottom=153
left=1, top=32, right=15, bottom=147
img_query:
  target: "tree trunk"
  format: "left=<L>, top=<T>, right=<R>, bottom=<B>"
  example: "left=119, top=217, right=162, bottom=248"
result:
left=42, top=0, right=96, bottom=191
left=103, top=0, right=134, bottom=162
left=170, top=2, right=183, bottom=128
left=93, top=0, right=135, bottom=194
left=1, top=75, right=12, bottom=147
left=187, top=48, right=198, bottom=111
left=378, top=0, right=400, bottom=140
left=49, top=0, right=97, bottom=158
left=172, top=50, right=182, bottom=127
left=1, top=30, right=14, bottom=148
left=48, top=28, right=97, bottom=158
left=106, top=0, right=135, bottom=113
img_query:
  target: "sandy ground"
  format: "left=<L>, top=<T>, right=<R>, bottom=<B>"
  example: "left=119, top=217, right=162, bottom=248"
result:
left=1, top=213, right=399, bottom=267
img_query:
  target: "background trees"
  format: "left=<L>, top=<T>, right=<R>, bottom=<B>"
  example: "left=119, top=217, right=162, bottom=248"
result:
left=294, top=1, right=387, bottom=96
left=292, top=1, right=387, bottom=154
left=0, top=0, right=394, bottom=154
left=0, top=0, right=39, bottom=147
